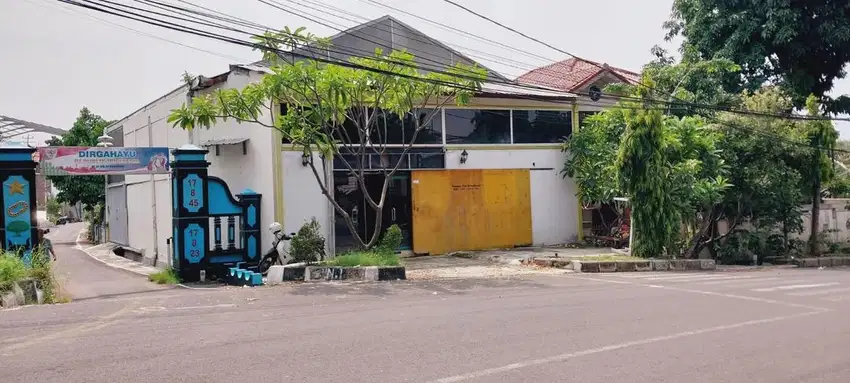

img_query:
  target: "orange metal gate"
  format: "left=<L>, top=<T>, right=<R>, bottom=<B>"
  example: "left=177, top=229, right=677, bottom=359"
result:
left=411, top=169, right=532, bottom=255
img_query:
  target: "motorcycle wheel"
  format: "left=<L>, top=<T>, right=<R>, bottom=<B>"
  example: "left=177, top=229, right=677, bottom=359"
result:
left=259, top=255, right=277, bottom=275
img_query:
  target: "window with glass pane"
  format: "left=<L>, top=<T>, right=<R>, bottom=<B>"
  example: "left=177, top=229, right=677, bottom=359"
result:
left=511, top=110, right=572, bottom=143
left=371, top=108, right=442, bottom=145
left=444, top=109, right=511, bottom=144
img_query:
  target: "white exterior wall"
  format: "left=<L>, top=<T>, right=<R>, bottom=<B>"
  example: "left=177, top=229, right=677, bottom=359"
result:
left=196, top=70, right=277, bottom=244
left=107, top=69, right=276, bottom=266
left=444, top=148, right=580, bottom=246
left=109, top=85, right=190, bottom=263
left=280, top=151, right=333, bottom=252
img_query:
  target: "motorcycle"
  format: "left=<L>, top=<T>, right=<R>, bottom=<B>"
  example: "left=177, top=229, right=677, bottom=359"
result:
left=259, top=222, right=297, bottom=275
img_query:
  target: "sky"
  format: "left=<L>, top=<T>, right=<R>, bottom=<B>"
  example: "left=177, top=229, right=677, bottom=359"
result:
left=2, top=0, right=850, bottom=144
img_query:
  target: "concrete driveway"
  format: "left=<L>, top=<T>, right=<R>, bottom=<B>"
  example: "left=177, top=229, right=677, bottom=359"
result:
left=2, top=266, right=850, bottom=382
left=47, top=223, right=167, bottom=301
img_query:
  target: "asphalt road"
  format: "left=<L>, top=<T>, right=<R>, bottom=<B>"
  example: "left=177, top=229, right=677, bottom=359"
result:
left=3, top=234, right=850, bottom=382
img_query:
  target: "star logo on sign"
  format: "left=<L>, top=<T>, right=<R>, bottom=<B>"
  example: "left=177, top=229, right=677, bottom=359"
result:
left=7, top=180, right=25, bottom=195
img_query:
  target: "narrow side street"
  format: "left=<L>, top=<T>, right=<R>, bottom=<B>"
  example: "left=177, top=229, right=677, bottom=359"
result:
left=48, top=223, right=168, bottom=301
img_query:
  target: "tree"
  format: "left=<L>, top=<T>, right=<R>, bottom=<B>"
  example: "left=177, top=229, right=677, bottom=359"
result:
left=169, top=27, right=485, bottom=249
left=801, top=96, right=838, bottom=256
left=45, top=107, right=110, bottom=209
left=565, top=58, right=732, bottom=258
left=665, top=0, right=850, bottom=114
left=710, top=87, right=807, bottom=258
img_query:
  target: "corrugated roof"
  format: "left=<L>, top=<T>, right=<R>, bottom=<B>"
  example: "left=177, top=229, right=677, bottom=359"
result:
left=201, top=137, right=249, bottom=146
left=478, top=82, right=576, bottom=100
left=516, top=58, right=640, bottom=92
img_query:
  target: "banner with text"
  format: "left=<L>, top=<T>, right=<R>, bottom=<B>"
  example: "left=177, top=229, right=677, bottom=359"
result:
left=37, top=147, right=170, bottom=176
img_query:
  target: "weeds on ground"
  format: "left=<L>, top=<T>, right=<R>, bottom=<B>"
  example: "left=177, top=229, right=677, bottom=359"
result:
left=324, top=225, right=403, bottom=267
left=149, top=268, right=181, bottom=285
left=0, top=247, right=66, bottom=304
left=0, top=253, right=28, bottom=293
left=324, top=251, right=401, bottom=267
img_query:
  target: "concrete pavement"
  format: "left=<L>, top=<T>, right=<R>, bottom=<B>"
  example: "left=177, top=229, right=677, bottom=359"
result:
left=3, top=266, right=850, bottom=382
left=47, top=223, right=168, bottom=301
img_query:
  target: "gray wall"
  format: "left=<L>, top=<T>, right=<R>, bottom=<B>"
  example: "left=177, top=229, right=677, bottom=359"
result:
left=292, top=17, right=506, bottom=81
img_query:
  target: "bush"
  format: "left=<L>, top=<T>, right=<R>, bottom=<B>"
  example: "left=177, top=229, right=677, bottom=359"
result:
left=376, top=224, right=403, bottom=255
left=149, top=268, right=180, bottom=285
left=0, top=248, right=64, bottom=304
left=0, top=253, right=28, bottom=292
left=290, top=217, right=326, bottom=263
left=324, top=251, right=401, bottom=267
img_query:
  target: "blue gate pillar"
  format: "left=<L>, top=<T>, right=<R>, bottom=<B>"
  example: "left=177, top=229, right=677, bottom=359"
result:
left=0, top=142, right=38, bottom=262
left=237, top=190, right=262, bottom=261
left=170, top=145, right=210, bottom=282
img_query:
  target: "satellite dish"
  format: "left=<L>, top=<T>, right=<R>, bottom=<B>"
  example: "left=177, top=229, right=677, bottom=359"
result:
left=588, top=85, right=602, bottom=102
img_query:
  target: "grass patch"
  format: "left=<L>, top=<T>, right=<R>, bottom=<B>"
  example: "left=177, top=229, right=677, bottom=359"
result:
left=324, top=251, right=401, bottom=267
left=148, top=268, right=180, bottom=285
left=573, top=254, right=642, bottom=262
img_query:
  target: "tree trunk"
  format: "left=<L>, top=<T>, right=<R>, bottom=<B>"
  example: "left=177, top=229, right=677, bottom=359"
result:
left=685, top=209, right=715, bottom=259
left=810, top=178, right=822, bottom=256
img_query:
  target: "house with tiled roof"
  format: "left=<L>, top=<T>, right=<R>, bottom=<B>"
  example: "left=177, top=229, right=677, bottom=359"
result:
left=517, top=57, right=640, bottom=121
left=517, top=57, right=640, bottom=93
left=518, top=57, right=641, bottom=241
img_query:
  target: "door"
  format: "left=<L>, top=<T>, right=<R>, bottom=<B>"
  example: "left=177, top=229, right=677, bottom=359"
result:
left=385, top=172, right=412, bottom=250
left=106, top=184, right=129, bottom=245
left=411, top=169, right=532, bottom=255
left=363, top=172, right=412, bottom=251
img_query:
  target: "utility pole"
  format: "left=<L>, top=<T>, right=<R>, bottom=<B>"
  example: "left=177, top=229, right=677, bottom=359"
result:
left=97, top=133, right=113, bottom=243
left=148, top=115, right=159, bottom=266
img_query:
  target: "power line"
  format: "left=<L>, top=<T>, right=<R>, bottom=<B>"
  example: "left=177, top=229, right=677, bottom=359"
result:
left=55, top=0, right=850, bottom=126
left=361, top=0, right=554, bottom=63
left=29, top=0, right=249, bottom=62
left=438, top=0, right=850, bottom=124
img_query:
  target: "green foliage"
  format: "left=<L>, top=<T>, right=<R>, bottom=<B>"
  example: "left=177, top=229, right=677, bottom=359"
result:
left=324, top=251, right=401, bottom=267
left=29, top=247, right=59, bottom=303
left=0, top=253, right=28, bottom=292
left=0, top=248, right=61, bottom=304
left=617, top=82, right=679, bottom=257
left=825, top=174, right=850, bottom=198
left=169, top=26, right=486, bottom=250
left=570, top=75, right=728, bottom=258
left=45, top=107, right=111, bottom=208
left=376, top=224, right=403, bottom=255
left=46, top=198, right=61, bottom=222
left=666, top=0, right=850, bottom=114
left=618, top=53, right=742, bottom=118
left=290, top=217, right=326, bottom=263
left=149, top=268, right=180, bottom=285
left=561, top=109, right=626, bottom=205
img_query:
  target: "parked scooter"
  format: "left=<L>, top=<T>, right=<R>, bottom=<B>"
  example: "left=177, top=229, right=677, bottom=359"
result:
left=259, top=222, right=296, bottom=275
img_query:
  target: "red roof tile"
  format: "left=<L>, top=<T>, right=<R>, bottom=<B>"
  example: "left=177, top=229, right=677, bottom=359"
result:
left=516, top=57, right=640, bottom=92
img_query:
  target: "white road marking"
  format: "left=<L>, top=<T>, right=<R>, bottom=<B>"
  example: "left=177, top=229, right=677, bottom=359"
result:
left=696, top=276, right=771, bottom=285
left=787, top=286, right=850, bottom=297
left=431, top=310, right=825, bottom=383
left=174, top=304, right=236, bottom=310
left=615, top=273, right=675, bottom=279
left=643, top=274, right=740, bottom=282
left=751, top=283, right=840, bottom=292
left=573, top=276, right=829, bottom=311
left=708, top=279, right=809, bottom=289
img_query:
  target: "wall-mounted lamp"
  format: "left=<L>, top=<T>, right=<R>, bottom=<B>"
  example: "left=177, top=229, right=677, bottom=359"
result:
left=460, top=149, right=469, bottom=164
left=301, top=152, right=310, bottom=166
